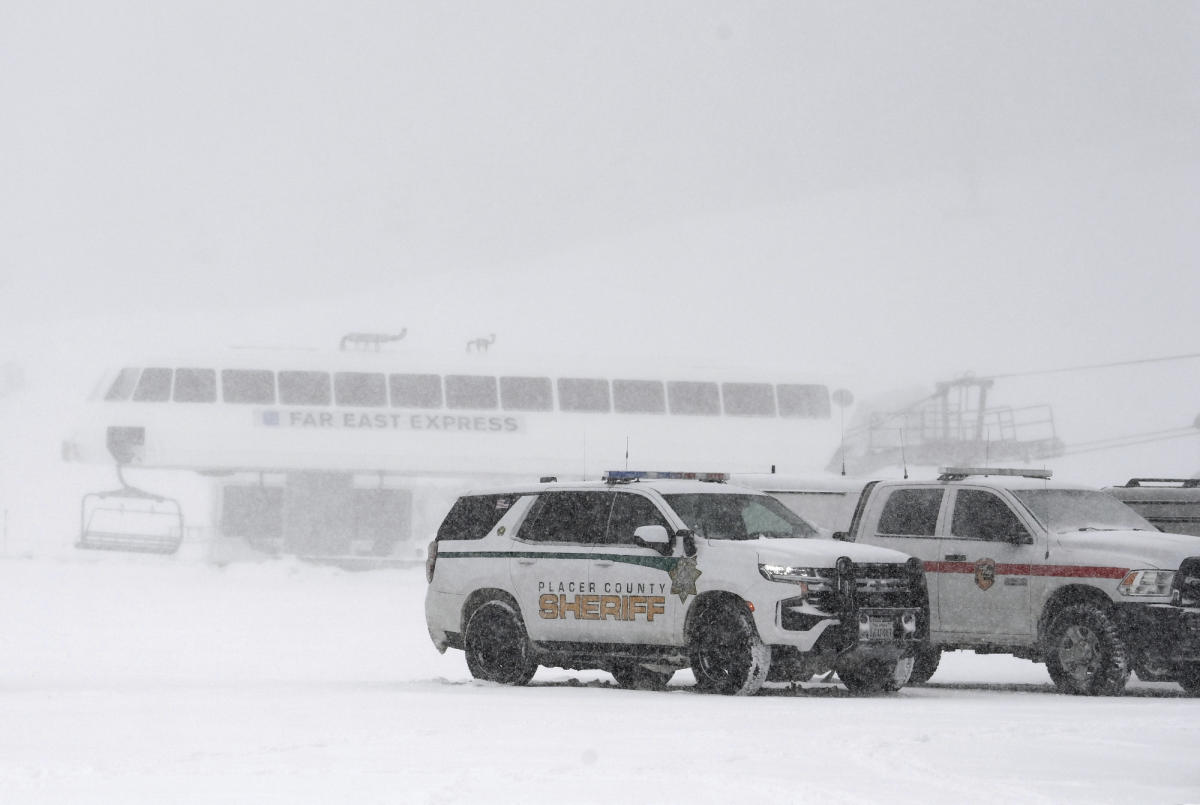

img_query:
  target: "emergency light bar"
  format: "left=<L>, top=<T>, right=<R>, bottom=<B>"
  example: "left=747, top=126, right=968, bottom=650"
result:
left=938, top=467, right=1053, bottom=481
left=603, top=470, right=729, bottom=484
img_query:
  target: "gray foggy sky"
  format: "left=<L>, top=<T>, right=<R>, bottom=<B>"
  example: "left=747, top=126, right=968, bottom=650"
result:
left=1, top=1, right=1197, bottom=389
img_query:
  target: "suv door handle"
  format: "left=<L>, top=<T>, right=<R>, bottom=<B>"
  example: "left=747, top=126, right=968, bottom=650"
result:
left=516, top=558, right=537, bottom=566
left=593, top=560, right=614, bottom=567
left=945, top=554, right=966, bottom=561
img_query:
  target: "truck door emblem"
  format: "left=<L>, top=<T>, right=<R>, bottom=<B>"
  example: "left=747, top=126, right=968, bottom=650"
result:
left=669, top=557, right=702, bottom=603
left=975, top=558, right=996, bottom=591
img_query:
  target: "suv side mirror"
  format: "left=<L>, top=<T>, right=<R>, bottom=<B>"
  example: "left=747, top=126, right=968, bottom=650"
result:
left=677, top=528, right=697, bottom=558
left=832, top=531, right=850, bottom=542
left=633, top=525, right=672, bottom=556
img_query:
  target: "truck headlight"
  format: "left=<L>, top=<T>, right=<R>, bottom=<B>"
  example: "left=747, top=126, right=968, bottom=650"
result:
left=758, top=563, right=832, bottom=590
left=1117, top=569, right=1176, bottom=597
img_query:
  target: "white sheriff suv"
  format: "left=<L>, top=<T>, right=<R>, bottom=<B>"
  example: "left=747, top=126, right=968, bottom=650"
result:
left=830, top=467, right=1200, bottom=695
left=424, top=471, right=927, bottom=695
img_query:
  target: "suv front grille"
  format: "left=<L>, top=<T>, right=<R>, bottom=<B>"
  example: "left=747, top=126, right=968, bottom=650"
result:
left=800, top=561, right=924, bottom=616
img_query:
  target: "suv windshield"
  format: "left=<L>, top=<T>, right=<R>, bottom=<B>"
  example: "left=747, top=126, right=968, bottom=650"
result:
left=663, top=493, right=818, bottom=540
left=1012, top=489, right=1156, bottom=533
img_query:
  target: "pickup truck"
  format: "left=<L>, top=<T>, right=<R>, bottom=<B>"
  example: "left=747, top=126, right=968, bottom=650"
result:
left=747, top=468, right=1200, bottom=695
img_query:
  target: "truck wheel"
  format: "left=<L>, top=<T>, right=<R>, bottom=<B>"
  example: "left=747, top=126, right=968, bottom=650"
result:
left=464, top=600, right=537, bottom=685
left=690, top=603, right=771, bottom=696
left=908, top=645, right=942, bottom=685
left=838, top=655, right=914, bottom=694
left=611, top=663, right=674, bottom=691
left=1178, top=663, right=1200, bottom=696
left=1044, top=602, right=1130, bottom=696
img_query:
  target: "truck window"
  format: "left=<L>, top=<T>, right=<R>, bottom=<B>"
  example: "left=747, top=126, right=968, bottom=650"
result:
left=950, top=489, right=1029, bottom=541
left=877, top=488, right=943, bottom=537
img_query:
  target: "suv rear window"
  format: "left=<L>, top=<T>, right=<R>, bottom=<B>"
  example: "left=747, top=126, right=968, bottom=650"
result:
left=436, top=494, right=521, bottom=541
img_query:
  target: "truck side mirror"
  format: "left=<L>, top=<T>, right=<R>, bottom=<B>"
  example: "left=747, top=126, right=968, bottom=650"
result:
left=832, top=531, right=850, bottom=542
left=633, top=525, right=672, bottom=556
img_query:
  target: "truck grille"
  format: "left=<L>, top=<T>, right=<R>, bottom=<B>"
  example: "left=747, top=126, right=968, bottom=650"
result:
left=1175, top=557, right=1200, bottom=607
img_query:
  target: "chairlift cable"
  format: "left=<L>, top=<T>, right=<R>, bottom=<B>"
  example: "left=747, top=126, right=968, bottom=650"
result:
left=987, top=351, right=1200, bottom=380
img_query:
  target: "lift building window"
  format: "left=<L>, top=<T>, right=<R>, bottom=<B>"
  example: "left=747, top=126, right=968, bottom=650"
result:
left=667, top=381, right=720, bottom=416
left=500, top=376, right=553, bottom=411
left=173, top=368, right=217, bottom=403
left=389, top=373, right=443, bottom=408
left=445, top=375, right=498, bottom=410
left=222, top=370, right=276, bottom=404
left=105, top=368, right=141, bottom=401
left=777, top=384, right=831, bottom=419
left=279, top=371, right=332, bottom=406
left=722, top=382, right=776, bottom=417
left=334, top=372, right=387, bottom=407
left=613, top=379, right=665, bottom=414
left=133, top=368, right=173, bottom=402
left=557, top=378, right=611, bottom=412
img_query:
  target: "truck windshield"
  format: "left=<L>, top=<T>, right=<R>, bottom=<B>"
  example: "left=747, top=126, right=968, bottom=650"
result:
left=1012, top=489, right=1156, bottom=533
left=663, top=493, right=819, bottom=540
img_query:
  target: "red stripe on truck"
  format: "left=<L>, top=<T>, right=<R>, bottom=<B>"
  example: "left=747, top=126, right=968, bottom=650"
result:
left=923, top=561, right=1128, bottom=580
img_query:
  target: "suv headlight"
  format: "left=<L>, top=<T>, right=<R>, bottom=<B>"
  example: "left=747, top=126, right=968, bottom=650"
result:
left=1117, top=569, right=1176, bottom=597
left=758, top=563, right=832, bottom=590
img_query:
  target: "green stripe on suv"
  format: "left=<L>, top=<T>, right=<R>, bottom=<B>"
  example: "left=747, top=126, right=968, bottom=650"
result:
left=438, top=550, right=680, bottom=572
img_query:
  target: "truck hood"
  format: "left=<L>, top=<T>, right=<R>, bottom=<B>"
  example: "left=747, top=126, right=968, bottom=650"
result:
left=1052, top=529, right=1200, bottom=569
left=751, top=537, right=914, bottom=567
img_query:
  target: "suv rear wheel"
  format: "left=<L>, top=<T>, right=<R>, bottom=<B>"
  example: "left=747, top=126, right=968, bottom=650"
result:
left=1044, top=602, right=1130, bottom=696
left=464, top=600, right=537, bottom=685
left=908, top=645, right=941, bottom=685
left=690, top=603, right=770, bottom=696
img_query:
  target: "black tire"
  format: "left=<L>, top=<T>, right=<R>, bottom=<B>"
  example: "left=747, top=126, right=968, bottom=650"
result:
left=1178, top=663, right=1200, bottom=696
left=1044, top=602, right=1130, bottom=696
left=838, top=655, right=915, bottom=694
left=463, top=600, right=537, bottom=685
left=610, top=663, right=674, bottom=691
left=689, top=602, right=771, bottom=696
left=908, top=645, right=942, bottom=686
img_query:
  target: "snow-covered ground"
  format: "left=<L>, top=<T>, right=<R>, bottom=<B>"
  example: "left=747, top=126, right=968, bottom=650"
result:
left=1, top=552, right=1196, bottom=804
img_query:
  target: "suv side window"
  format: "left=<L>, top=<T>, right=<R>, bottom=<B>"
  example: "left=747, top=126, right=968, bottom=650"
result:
left=951, top=489, right=1030, bottom=542
left=607, top=492, right=670, bottom=545
left=520, top=491, right=614, bottom=544
left=436, top=494, right=521, bottom=541
left=877, top=488, right=944, bottom=537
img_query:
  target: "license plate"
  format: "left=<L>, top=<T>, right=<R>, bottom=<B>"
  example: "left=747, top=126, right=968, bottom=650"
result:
left=867, top=618, right=894, bottom=641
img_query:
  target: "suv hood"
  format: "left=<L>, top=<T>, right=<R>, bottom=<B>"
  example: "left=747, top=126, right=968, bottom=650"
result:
left=1053, top=528, right=1200, bottom=569
left=753, top=537, right=914, bottom=567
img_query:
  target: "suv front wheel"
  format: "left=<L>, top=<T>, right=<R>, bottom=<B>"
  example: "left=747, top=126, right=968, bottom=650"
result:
left=1044, top=602, right=1130, bottom=696
left=690, top=602, right=770, bottom=696
left=464, top=599, right=537, bottom=685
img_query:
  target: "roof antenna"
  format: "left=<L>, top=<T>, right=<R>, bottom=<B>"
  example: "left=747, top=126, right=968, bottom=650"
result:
left=900, top=427, right=909, bottom=480
left=625, top=436, right=630, bottom=471
left=832, top=388, right=854, bottom=476
left=839, top=404, right=847, bottom=476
